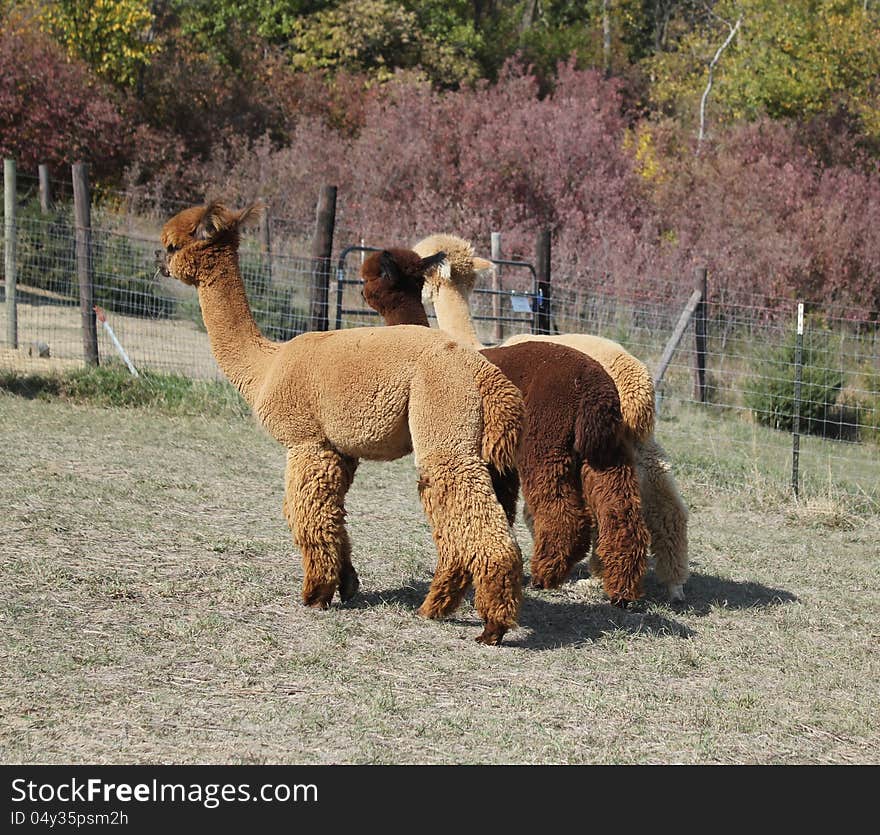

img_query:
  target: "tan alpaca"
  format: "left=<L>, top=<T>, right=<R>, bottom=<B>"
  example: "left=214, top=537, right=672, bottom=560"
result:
left=157, top=204, right=525, bottom=645
left=412, top=233, right=689, bottom=602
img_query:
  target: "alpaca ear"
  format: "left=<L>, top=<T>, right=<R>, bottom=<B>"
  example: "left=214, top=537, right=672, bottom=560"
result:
left=379, top=251, right=403, bottom=285
left=418, top=251, right=448, bottom=278
left=236, top=203, right=263, bottom=230
left=195, top=202, right=227, bottom=240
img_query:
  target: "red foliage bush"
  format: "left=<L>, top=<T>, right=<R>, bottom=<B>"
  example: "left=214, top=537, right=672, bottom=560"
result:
left=132, top=56, right=880, bottom=321
left=200, top=60, right=649, bottom=272
left=0, top=16, right=129, bottom=182
left=655, top=119, right=880, bottom=319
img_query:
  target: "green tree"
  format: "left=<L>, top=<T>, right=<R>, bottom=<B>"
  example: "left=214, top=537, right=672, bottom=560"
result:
left=290, top=0, right=482, bottom=86
left=647, top=0, right=880, bottom=141
left=40, top=0, right=158, bottom=86
left=167, top=0, right=329, bottom=67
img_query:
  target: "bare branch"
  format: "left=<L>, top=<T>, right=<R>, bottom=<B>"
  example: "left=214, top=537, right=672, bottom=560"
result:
left=698, top=12, right=743, bottom=147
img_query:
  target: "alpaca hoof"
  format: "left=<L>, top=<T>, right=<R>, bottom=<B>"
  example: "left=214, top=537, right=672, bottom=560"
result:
left=416, top=603, right=439, bottom=620
left=667, top=583, right=686, bottom=603
left=530, top=570, right=564, bottom=590
left=302, top=583, right=335, bottom=609
left=339, top=568, right=360, bottom=604
left=475, top=624, right=506, bottom=646
left=611, top=598, right=630, bottom=610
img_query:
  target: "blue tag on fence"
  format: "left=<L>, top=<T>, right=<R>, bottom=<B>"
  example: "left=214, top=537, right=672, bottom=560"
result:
left=510, top=295, right=533, bottom=313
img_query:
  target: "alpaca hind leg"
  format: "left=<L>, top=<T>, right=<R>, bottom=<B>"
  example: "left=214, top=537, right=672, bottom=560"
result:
left=283, top=443, right=357, bottom=609
left=521, top=453, right=590, bottom=590
left=635, top=438, right=689, bottom=602
left=490, top=465, right=520, bottom=527
left=416, top=453, right=522, bottom=645
left=581, top=456, right=650, bottom=606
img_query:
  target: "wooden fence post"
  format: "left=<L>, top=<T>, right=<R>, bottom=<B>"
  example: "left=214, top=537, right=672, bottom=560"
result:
left=490, top=231, right=502, bottom=343
left=534, top=230, right=552, bottom=335
left=4, top=158, right=17, bottom=349
left=39, top=164, right=52, bottom=213
left=308, top=186, right=337, bottom=332
left=693, top=266, right=708, bottom=402
left=72, top=162, right=98, bottom=366
left=260, top=207, right=273, bottom=284
left=652, top=288, right=703, bottom=407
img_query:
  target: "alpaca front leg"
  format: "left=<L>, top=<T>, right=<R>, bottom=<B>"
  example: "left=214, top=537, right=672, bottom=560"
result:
left=283, top=444, right=358, bottom=609
left=335, top=453, right=360, bottom=604
left=338, top=538, right=360, bottom=604
left=635, top=439, right=689, bottom=602
left=417, top=563, right=472, bottom=620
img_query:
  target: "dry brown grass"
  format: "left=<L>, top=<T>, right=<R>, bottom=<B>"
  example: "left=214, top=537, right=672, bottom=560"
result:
left=0, top=392, right=878, bottom=764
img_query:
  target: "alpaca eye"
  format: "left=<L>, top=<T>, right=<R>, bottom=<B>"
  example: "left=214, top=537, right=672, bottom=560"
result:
left=166, top=244, right=179, bottom=254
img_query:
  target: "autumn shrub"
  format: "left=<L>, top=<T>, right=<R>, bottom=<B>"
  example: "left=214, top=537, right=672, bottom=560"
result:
left=198, top=60, right=651, bottom=278
left=112, top=56, right=879, bottom=332
left=650, top=118, right=880, bottom=320
left=0, top=14, right=129, bottom=181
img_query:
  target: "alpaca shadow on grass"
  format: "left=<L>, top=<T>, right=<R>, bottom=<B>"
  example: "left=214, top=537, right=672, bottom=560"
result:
left=348, top=563, right=798, bottom=649
left=653, top=568, right=798, bottom=617
left=347, top=577, right=695, bottom=650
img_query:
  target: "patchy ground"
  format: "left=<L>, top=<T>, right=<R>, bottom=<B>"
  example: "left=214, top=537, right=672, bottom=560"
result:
left=1, top=393, right=877, bottom=763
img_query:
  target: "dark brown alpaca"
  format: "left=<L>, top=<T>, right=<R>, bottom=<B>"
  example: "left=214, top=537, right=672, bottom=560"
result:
left=362, top=249, right=649, bottom=604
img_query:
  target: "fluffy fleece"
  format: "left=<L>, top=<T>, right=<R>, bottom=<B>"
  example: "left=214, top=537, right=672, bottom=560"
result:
left=157, top=205, right=525, bottom=645
left=412, top=233, right=690, bottom=602
left=362, top=248, right=649, bottom=603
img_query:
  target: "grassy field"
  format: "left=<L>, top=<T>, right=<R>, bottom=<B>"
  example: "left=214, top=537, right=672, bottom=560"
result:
left=0, top=383, right=878, bottom=764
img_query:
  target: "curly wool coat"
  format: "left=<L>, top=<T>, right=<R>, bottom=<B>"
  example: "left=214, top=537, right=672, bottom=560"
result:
left=411, top=233, right=690, bottom=602
left=158, top=205, right=525, bottom=645
left=362, top=248, right=649, bottom=603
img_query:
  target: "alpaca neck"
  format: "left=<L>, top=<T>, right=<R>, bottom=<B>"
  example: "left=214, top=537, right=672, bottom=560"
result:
left=384, top=295, right=430, bottom=327
left=196, top=250, right=275, bottom=404
left=431, top=284, right=483, bottom=348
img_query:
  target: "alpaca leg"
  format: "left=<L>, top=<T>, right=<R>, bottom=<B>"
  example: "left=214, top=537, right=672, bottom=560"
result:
left=283, top=443, right=358, bottom=609
left=520, top=452, right=590, bottom=590
left=417, top=562, right=473, bottom=620
left=522, top=503, right=534, bottom=537
left=490, top=465, right=520, bottom=527
left=588, top=542, right=604, bottom=581
left=336, top=455, right=361, bottom=603
left=581, top=454, right=650, bottom=606
left=415, top=453, right=522, bottom=645
left=634, top=438, right=689, bottom=602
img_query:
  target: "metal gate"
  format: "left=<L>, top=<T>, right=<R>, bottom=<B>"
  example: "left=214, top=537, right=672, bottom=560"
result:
left=334, top=244, right=541, bottom=342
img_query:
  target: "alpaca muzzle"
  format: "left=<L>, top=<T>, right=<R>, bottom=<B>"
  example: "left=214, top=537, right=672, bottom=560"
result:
left=154, top=249, right=170, bottom=279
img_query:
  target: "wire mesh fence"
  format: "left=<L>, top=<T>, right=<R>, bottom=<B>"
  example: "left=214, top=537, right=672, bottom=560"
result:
left=544, top=276, right=880, bottom=508
left=2, top=190, right=878, bottom=508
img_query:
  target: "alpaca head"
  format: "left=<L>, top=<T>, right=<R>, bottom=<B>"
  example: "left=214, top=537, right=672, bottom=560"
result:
left=361, top=248, right=446, bottom=325
left=156, top=202, right=262, bottom=286
left=412, top=233, right=494, bottom=304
